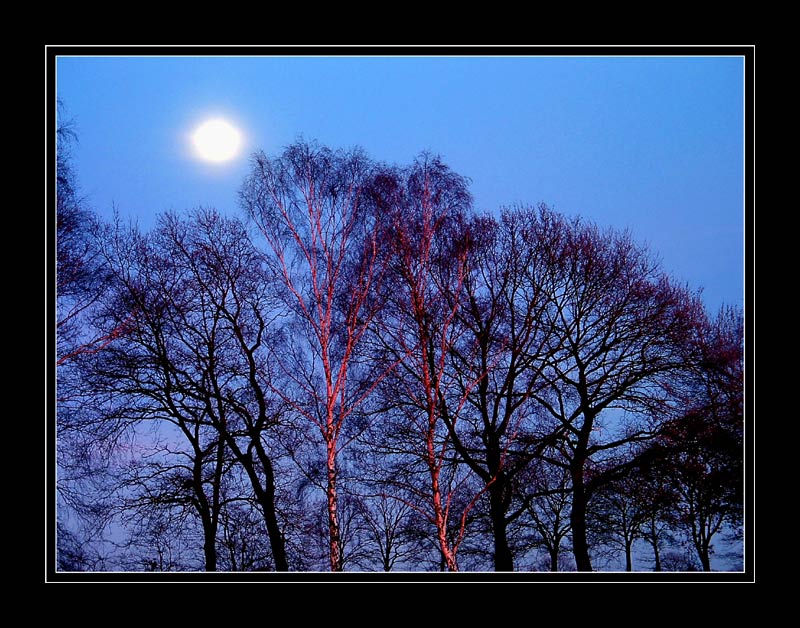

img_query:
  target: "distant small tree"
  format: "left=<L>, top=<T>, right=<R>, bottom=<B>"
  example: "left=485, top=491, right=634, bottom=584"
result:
left=521, top=460, right=572, bottom=572
left=589, top=473, right=650, bottom=571
left=657, top=305, right=743, bottom=571
left=120, top=507, right=197, bottom=572
left=660, top=548, right=700, bottom=572
left=218, top=499, right=275, bottom=571
left=635, top=465, right=678, bottom=572
left=351, top=494, right=427, bottom=571
left=662, top=415, right=736, bottom=572
left=57, top=521, right=101, bottom=571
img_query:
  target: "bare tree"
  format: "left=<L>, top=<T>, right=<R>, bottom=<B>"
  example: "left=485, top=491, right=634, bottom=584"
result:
left=55, top=130, right=742, bottom=572
left=57, top=521, right=106, bottom=571
left=218, top=498, right=275, bottom=571
left=520, top=459, right=573, bottom=572
left=589, top=473, right=650, bottom=571
left=661, top=414, right=735, bottom=572
left=369, top=155, right=483, bottom=571
left=444, top=207, right=564, bottom=570
left=652, top=305, right=743, bottom=571
left=110, top=427, right=230, bottom=571
left=56, top=103, right=117, bottom=367
left=521, top=206, right=704, bottom=571
left=56, top=108, right=121, bottom=570
left=56, top=103, right=94, bottom=349
left=350, top=494, right=427, bottom=571
left=241, top=141, right=389, bottom=571
left=636, top=465, right=678, bottom=572
left=119, top=506, right=197, bottom=571
left=87, top=210, right=290, bottom=570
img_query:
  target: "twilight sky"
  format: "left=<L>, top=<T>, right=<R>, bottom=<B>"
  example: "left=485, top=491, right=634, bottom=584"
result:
left=56, top=55, right=744, bottom=311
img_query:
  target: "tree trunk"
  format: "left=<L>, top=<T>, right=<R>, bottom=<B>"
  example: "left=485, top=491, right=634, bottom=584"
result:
left=488, top=479, right=514, bottom=571
left=204, top=437, right=225, bottom=572
left=203, top=525, right=217, bottom=572
left=243, top=453, right=289, bottom=572
left=193, top=453, right=218, bottom=572
left=625, top=539, right=633, bottom=572
left=570, top=462, right=593, bottom=572
left=259, top=485, right=289, bottom=572
left=431, top=470, right=458, bottom=572
left=214, top=416, right=288, bottom=571
left=550, top=546, right=559, bottom=572
left=699, top=545, right=711, bottom=572
left=652, top=542, right=661, bottom=572
left=326, top=440, right=343, bottom=572
left=196, top=495, right=217, bottom=571
left=692, top=523, right=711, bottom=571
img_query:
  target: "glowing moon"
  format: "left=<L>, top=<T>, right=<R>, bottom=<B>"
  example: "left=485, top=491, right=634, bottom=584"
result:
left=192, top=119, right=242, bottom=162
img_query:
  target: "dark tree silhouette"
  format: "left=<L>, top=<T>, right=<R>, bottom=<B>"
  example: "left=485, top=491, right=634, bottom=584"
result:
left=589, top=473, right=650, bottom=571
left=517, top=458, right=573, bottom=571
left=445, top=207, right=565, bottom=570
left=626, top=463, right=678, bottom=572
left=87, top=211, right=290, bottom=570
left=56, top=104, right=116, bottom=366
left=218, top=498, right=276, bottom=571
left=351, top=494, right=427, bottom=571
left=56, top=108, right=122, bottom=570
left=649, top=305, right=743, bottom=571
left=520, top=206, right=704, bottom=571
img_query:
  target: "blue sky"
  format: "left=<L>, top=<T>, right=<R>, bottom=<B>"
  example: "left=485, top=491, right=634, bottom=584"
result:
left=56, top=55, right=744, bottom=311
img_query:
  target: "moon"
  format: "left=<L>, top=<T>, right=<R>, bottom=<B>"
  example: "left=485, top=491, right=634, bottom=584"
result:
left=192, top=119, right=242, bottom=163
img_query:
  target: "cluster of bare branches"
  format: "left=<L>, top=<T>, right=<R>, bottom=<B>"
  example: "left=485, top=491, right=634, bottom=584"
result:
left=55, top=139, right=743, bottom=572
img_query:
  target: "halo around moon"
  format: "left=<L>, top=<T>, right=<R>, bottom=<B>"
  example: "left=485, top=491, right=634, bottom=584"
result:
left=192, top=119, right=242, bottom=163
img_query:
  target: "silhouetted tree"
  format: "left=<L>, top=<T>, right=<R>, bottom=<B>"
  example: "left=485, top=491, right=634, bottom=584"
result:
left=56, top=103, right=116, bottom=366
left=652, top=305, right=743, bottom=571
left=637, top=465, right=678, bottom=572
left=662, top=415, right=734, bottom=572
left=120, top=506, right=196, bottom=571
left=589, top=473, right=650, bottom=571
left=444, top=207, right=566, bottom=570
left=521, top=206, right=704, bottom=571
left=351, top=494, right=428, bottom=571
left=520, top=459, right=573, bottom=571
left=56, top=107, right=120, bottom=570
left=87, top=210, right=290, bottom=570
left=218, top=498, right=275, bottom=571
